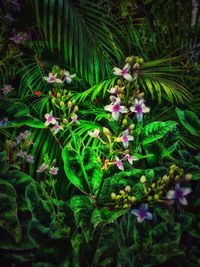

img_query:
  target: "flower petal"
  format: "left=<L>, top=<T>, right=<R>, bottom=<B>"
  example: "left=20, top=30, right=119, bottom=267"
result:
left=136, top=112, right=143, bottom=122
left=179, top=197, right=188, bottom=206
left=104, top=104, right=113, bottom=112
left=120, top=106, right=128, bottom=113
left=113, top=67, right=122, bottom=75
left=123, top=73, right=133, bottom=81
left=112, top=111, right=120, bottom=120
left=166, top=190, right=175, bottom=199
left=145, top=212, right=153, bottom=220
left=182, top=188, right=192, bottom=196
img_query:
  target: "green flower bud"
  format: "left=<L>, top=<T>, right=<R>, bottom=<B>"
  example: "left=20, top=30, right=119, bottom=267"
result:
left=117, top=79, right=123, bottom=86
left=119, top=190, right=125, bottom=195
left=103, top=127, right=111, bottom=136
left=151, top=183, right=156, bottom=189
left=60, top=101, right=65, bottom=107
left=133, top=63, right=140, bottom=70
left=185, top=173, right=192, bottom=181
left=63, top=118, right=68, bottom=124
left=123, top=203, right=129, bottom=208
left=116, top=195, right=121, bottom=200
left=125, top=185, right=131, bottom=193
left=51, top=98, right=56, bottom=105
left=138, top=58, right=144, bottom=65
left=148, top=196, right=152, bottom=202
left=140, top=175, right=146, bottom=184
left=154, top=194, right=159, bottom=200
left=131, top=196, right=137, bottom=203
left=68, top=101, right=73, bottom=108
left=122, top=118, right=128, bottom=126
left=129, top=124, right=135, bottom=130
left=175, top=175, right=180, bottom=181
left=57, top=93, right=61, bottom=98
left=73, top=105, right=79, bottom=112
left=125, top=57, right=134, bottom=64
left=111, top=192, right=117, bottom=200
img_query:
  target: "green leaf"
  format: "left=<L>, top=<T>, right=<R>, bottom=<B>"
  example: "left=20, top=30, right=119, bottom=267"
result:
left=0, top=179, right=21, bottom=243
left=142, top=121, right=177, bottom=145
left=62, top=139, right=103, bottom=194
left=91, top=208, right=126, bottom=228
left=176, top=108, right=200, bottom=137
left=69, top=195, right=95, bottom=241
left=5, top=115, right=46, bottom=129
left=25, top=181, right=56, bottom=246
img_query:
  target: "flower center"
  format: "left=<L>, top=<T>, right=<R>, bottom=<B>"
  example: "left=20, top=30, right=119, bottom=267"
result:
left=48, top=115, right=53, bottom=121
left=139, top=210, right=146, bottom=219
left=175, top=188, right=184, bottom=199
left=122, top=135, right=129, bottom=143
left=121, top=69, right=127, bottom=75
left=112, top=104, right=120, bottom=112
left=135, top=105, right=142, bottom=113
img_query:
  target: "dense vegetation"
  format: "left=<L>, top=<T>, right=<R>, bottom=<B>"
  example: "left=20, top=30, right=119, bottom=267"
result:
left=0, top=0, right=200, bottom=266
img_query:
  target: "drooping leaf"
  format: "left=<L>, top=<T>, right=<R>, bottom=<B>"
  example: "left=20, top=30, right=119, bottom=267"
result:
left=0, top=179, right=21, bottom=243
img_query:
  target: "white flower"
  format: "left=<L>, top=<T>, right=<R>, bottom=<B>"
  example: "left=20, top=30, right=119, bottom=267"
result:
left=52, top=122, right=63, bottom=134
left=120, top=130, right=134, bottom=148
left=36, top=163, right=48, bottom=173
left=113, top=63, right=132, bottom=81
left=115, top=156, right=124, bottom=171
left=64, top=71, right=76, bottom=83
left=1, top=84, right=14, bottom=95
left=104, top=98, right=127, bottom=121
left=44, top=111, right=57, bottom=126
left=43, top=72, right=62, bottom=84
left=49, top=166, right=58, bottom=175
left=88, top=129, right=100, bottom=138
left=130, top=98, right=150, bottom=122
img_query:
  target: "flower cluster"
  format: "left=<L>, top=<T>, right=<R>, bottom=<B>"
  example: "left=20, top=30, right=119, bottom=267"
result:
left=110, top=165, right=192, bottom=223
left=1, top=84, right=14, bottom=96
left=111, top=186, right=137, bottom=209
left=6, top=130, right=34, bottom=164
left=10, top=29, right=30, bottom=44
left=37, top=154, right=58, bottom=176
left=43, top=65, right=76, bottom=84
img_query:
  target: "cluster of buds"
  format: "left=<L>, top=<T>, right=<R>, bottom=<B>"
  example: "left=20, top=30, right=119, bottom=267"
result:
left=111, top=186, right=137, bottom=209
left=143, top=165, right=192, bottom=203
left=6, top=130, right=34, bottom=164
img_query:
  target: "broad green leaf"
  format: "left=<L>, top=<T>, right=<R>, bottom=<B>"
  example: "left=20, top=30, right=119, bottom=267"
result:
left=25, top=181, right=55, bottom=246
left=142, top=121, right=177, bottom=145
left=69, top=195, right=95, bottom=242
left=91, top=208, right=126, bottom=228
left=62, top=141, right=103, bottom=194
left=0, top=179, right=21, bottom=243
left=176, top=108, right=200, bottom=137
left=4, top=115, right=46, bottom=129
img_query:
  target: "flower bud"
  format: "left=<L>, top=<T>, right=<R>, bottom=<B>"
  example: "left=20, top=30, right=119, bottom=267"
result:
left=140, top=175, right=146, bottom=184
left=133, top=63, right=140, bottom=70
left=51, top=98, right=56, bottom=105
left=74, top=105, right=79, bottom=112
left=125, top=57, right=134, bottom=64
left=125, top=185, right=131, bottom=193
left=111, top=192, right=117, bottom=200
left=63, top=118, right=68, bottom=124
left=103, top=127, right=111, bottom=136
left=57, top=93, right=61, bottom=98
left=185, top=173, right=192, bottom=181
left=68, top=101, right=73, bottom=108
left=119, top=190, right=125, bottom=195
left=117, top=79, right=123, bottom=86
left=122, top=118, right=128, bottom=126
left=175, top=175, right=180, bottom=181
left=148, top=196, right=152, bottom=202
left=129, top=124, right=135, bottom=130
left=49, top=91, right=52, bottom=96
left=162, top=175, right=169, bottom=182
left=138, top=58, right=144, bottom=65
left=131, top=196, right=137, bottom=203
left=151, top=183, right=156, bottom=189
left=123, top=203, right=129, bottom=208
left=116, top=195, right=121, bottom=200
left=154, top=194, right=159, bottom=200
left=60, top=101, right=65, bottom=107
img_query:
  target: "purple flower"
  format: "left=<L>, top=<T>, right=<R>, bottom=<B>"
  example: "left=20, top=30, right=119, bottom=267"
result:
left=16, top=150, right=27, bottom=158
left=120, top=130, right=134, bottom=148
left=49, top=166, right=58, bottom=175
left=130, top=99, right=150, bottom=122
left=9, top=30, right=23, bottom=44
left=27, top=154, right=34, bottom=163
left=52, top=122, right=63, bottom=134
left=166, top=183, right=192, bottom=206
left=131, top=204, right=153, bottom=223
left=109, top=85, right=124, bottom=96
left=113, top=63, right=132, bottom=81
left=115, top=156, right=124, bottom=171
left=104, top=97, right=127, bottom=121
